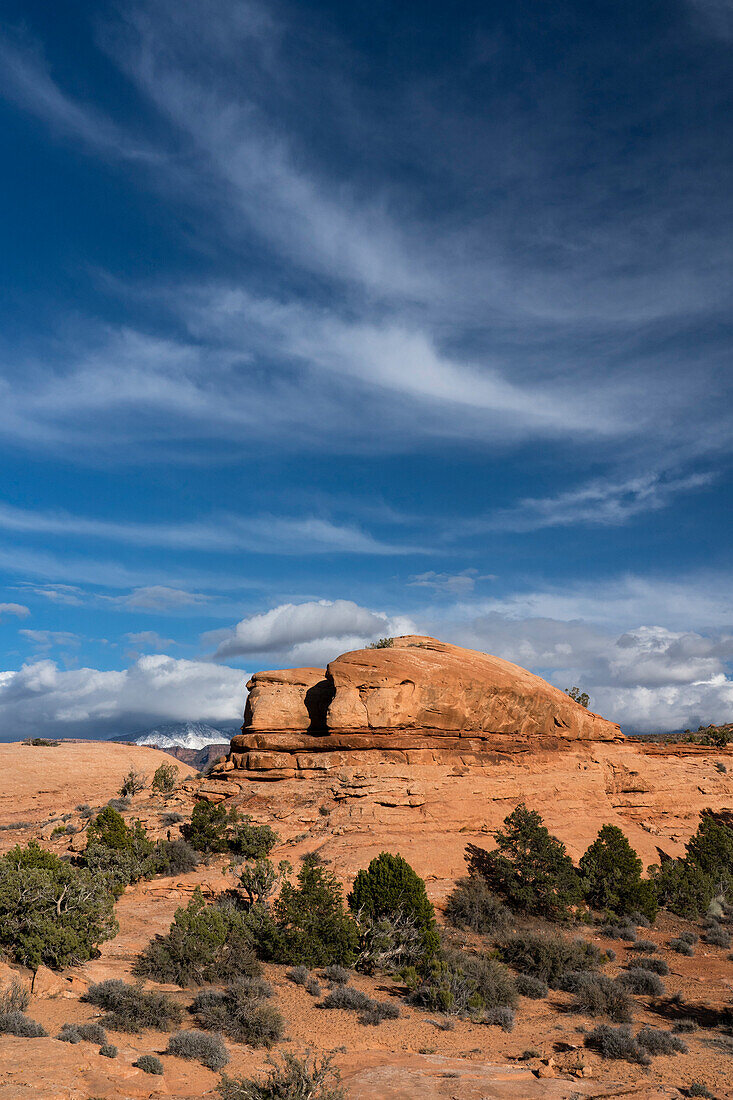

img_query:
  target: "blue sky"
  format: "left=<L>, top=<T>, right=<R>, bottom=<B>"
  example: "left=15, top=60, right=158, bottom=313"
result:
left=0, top=0, right=731, bottom=737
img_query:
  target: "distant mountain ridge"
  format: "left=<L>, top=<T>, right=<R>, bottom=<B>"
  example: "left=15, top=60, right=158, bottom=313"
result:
left=123, top=721, right=239, bottom=751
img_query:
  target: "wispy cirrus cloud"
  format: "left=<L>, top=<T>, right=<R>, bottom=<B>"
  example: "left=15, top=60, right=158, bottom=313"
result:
left=0, top=603, right=29, bottom=620
left=470, top=470, right=716, bottom=534
left=0, top=498, right=423, bottom=556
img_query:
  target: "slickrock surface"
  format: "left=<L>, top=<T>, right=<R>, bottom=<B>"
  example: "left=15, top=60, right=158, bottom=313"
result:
left=0, top=741, right=196, bottom=829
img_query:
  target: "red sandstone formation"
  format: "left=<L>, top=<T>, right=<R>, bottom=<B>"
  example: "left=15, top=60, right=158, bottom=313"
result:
left=227, top=636, right=620, bottom=781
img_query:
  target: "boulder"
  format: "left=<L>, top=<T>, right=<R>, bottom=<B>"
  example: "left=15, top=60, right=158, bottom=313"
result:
left=244, top=667, right=332, bottom=732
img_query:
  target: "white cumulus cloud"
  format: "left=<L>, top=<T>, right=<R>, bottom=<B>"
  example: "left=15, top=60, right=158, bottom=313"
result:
left=212, top=599, right=415, bottom=664
left=0, top=655, right=245, bottom=740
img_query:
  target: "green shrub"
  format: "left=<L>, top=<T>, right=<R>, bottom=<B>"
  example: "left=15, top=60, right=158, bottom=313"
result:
left=409, top=949, right=517, bottom=1017
left=0, top=841, right=118, bottom=971
left=230, top=818, right=280, bottom=860
left=99, top=1043, right=117, bottom=1057
left=563, top=973, right=632, bottom=1022
left=119, top=767, right=147, bottom=796
left=154, top=838, right=200, bottom=876
left=83, top=806, right=156, bottom=890
left=497, top=930, right=602, bottom=987
left=218, top=1051, right=345, bottom=1100
left=650, top=858, right=716, bottom=919
left=688, top=1083, right=714, bottom=1097
left=349, top=852, right=439, bottom=960
left=237, top=859, right=289, bottom=907
left=617, top=967, right=665, bottom=996
left=466, top=804, right=582, bottom=921
left=269, top=863, right=359, bottom=968
left=134, top=887, right=261, bottom=986
left=152, top=763, right=179, bottom=794
left=134, top=1054, right=163, bottom=1075
left=579, top=825, right=657, bottom=921
left=686, top=810, right=733, bottom=891
left=85, top=806, right=149, bottom=852
left=636, top=1026, right=687, bottom=1055
left=82, top=979, right=183, bottom=1032
left=445, top=876, right=512, bottom=935
left=0, top=1011, right=47, bottom=1037
left=584, top=1025, right=650, bottom=1065
left=165, top=1029, right=229, bottom=1070
left=192, top=980, right=284, bottom=1047
left=182, top=801, right=234, bottom=853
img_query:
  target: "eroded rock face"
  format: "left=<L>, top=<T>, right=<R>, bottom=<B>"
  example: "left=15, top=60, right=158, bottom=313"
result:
left=244, top=668, right=332, bottom=732
left=325, top=636, right=619, bottom=740
left=228, top=636, right=621, bottom=781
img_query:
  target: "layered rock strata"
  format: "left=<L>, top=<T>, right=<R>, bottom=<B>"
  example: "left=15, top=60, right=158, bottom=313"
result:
left=223, top=636, right=621, bottom=781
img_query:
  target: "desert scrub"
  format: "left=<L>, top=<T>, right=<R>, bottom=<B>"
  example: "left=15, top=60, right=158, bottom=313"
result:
left=217, top=1051, right=345, bottom=1100
left=497, top=930, right=602, bottom=987
left=305, top=977, right=322, bottom=996
left=165, top=1029, right=229, bottom=1070
left=152, top=763, right=179, bottom=794
left=0, top=979, right=29, bottom=1014
left=617, top=967, right=665, bottom=996
left=636, top=1026, right=688, bottom=1055
left=669, top=938, right=694, bottom=955
left=444, top=876, right=512, bottom=935
left=355, top=911, right=428, bottom=974
left=162, top=811, right=185, bottom=826
left=322, top=965, right=350, bottom=985
left=82, top=979, right=183, bottom=1032
left=703, top=924, right=731, bottom=947
left=320, top=984, right=400, bottom=1026
left=191, top=980, right=284, bottom=1047
left=134, top=888, right=261, bottom=986
left=57, top=1022, right=107, bottom=1044
left=286, top=965, right=309, bottom=985
left=409, top=950, right=517, bottom=1017
left=626, top=956, right=668, bottom=975
left=559, top=972, right=632, bottom=1023
left=133, top=1054, right=163, bottom=1075
left=514, top=974, right=548, bottom=999
left=584, top=1025, right=650, bottom=1065
left=678, top=930, right=698, bottom=944
left=600, top=923, right=637, bottom=942
left=0, top=1011, right=47, bottom=1037
left=99, top=1043, right=118, bottom=1058
left=153, top=838, right=200, bottom=876
left=479, top=1005, right=515, bottom=1031
left=626, top=939, right=657, bottom=953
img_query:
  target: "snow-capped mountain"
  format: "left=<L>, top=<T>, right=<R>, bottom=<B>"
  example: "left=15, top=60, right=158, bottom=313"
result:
left=127, top=721, right=239, bottom=751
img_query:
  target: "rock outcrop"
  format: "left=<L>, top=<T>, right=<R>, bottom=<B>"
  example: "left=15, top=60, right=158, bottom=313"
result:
left=226, top=636, right=620, bottom=781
